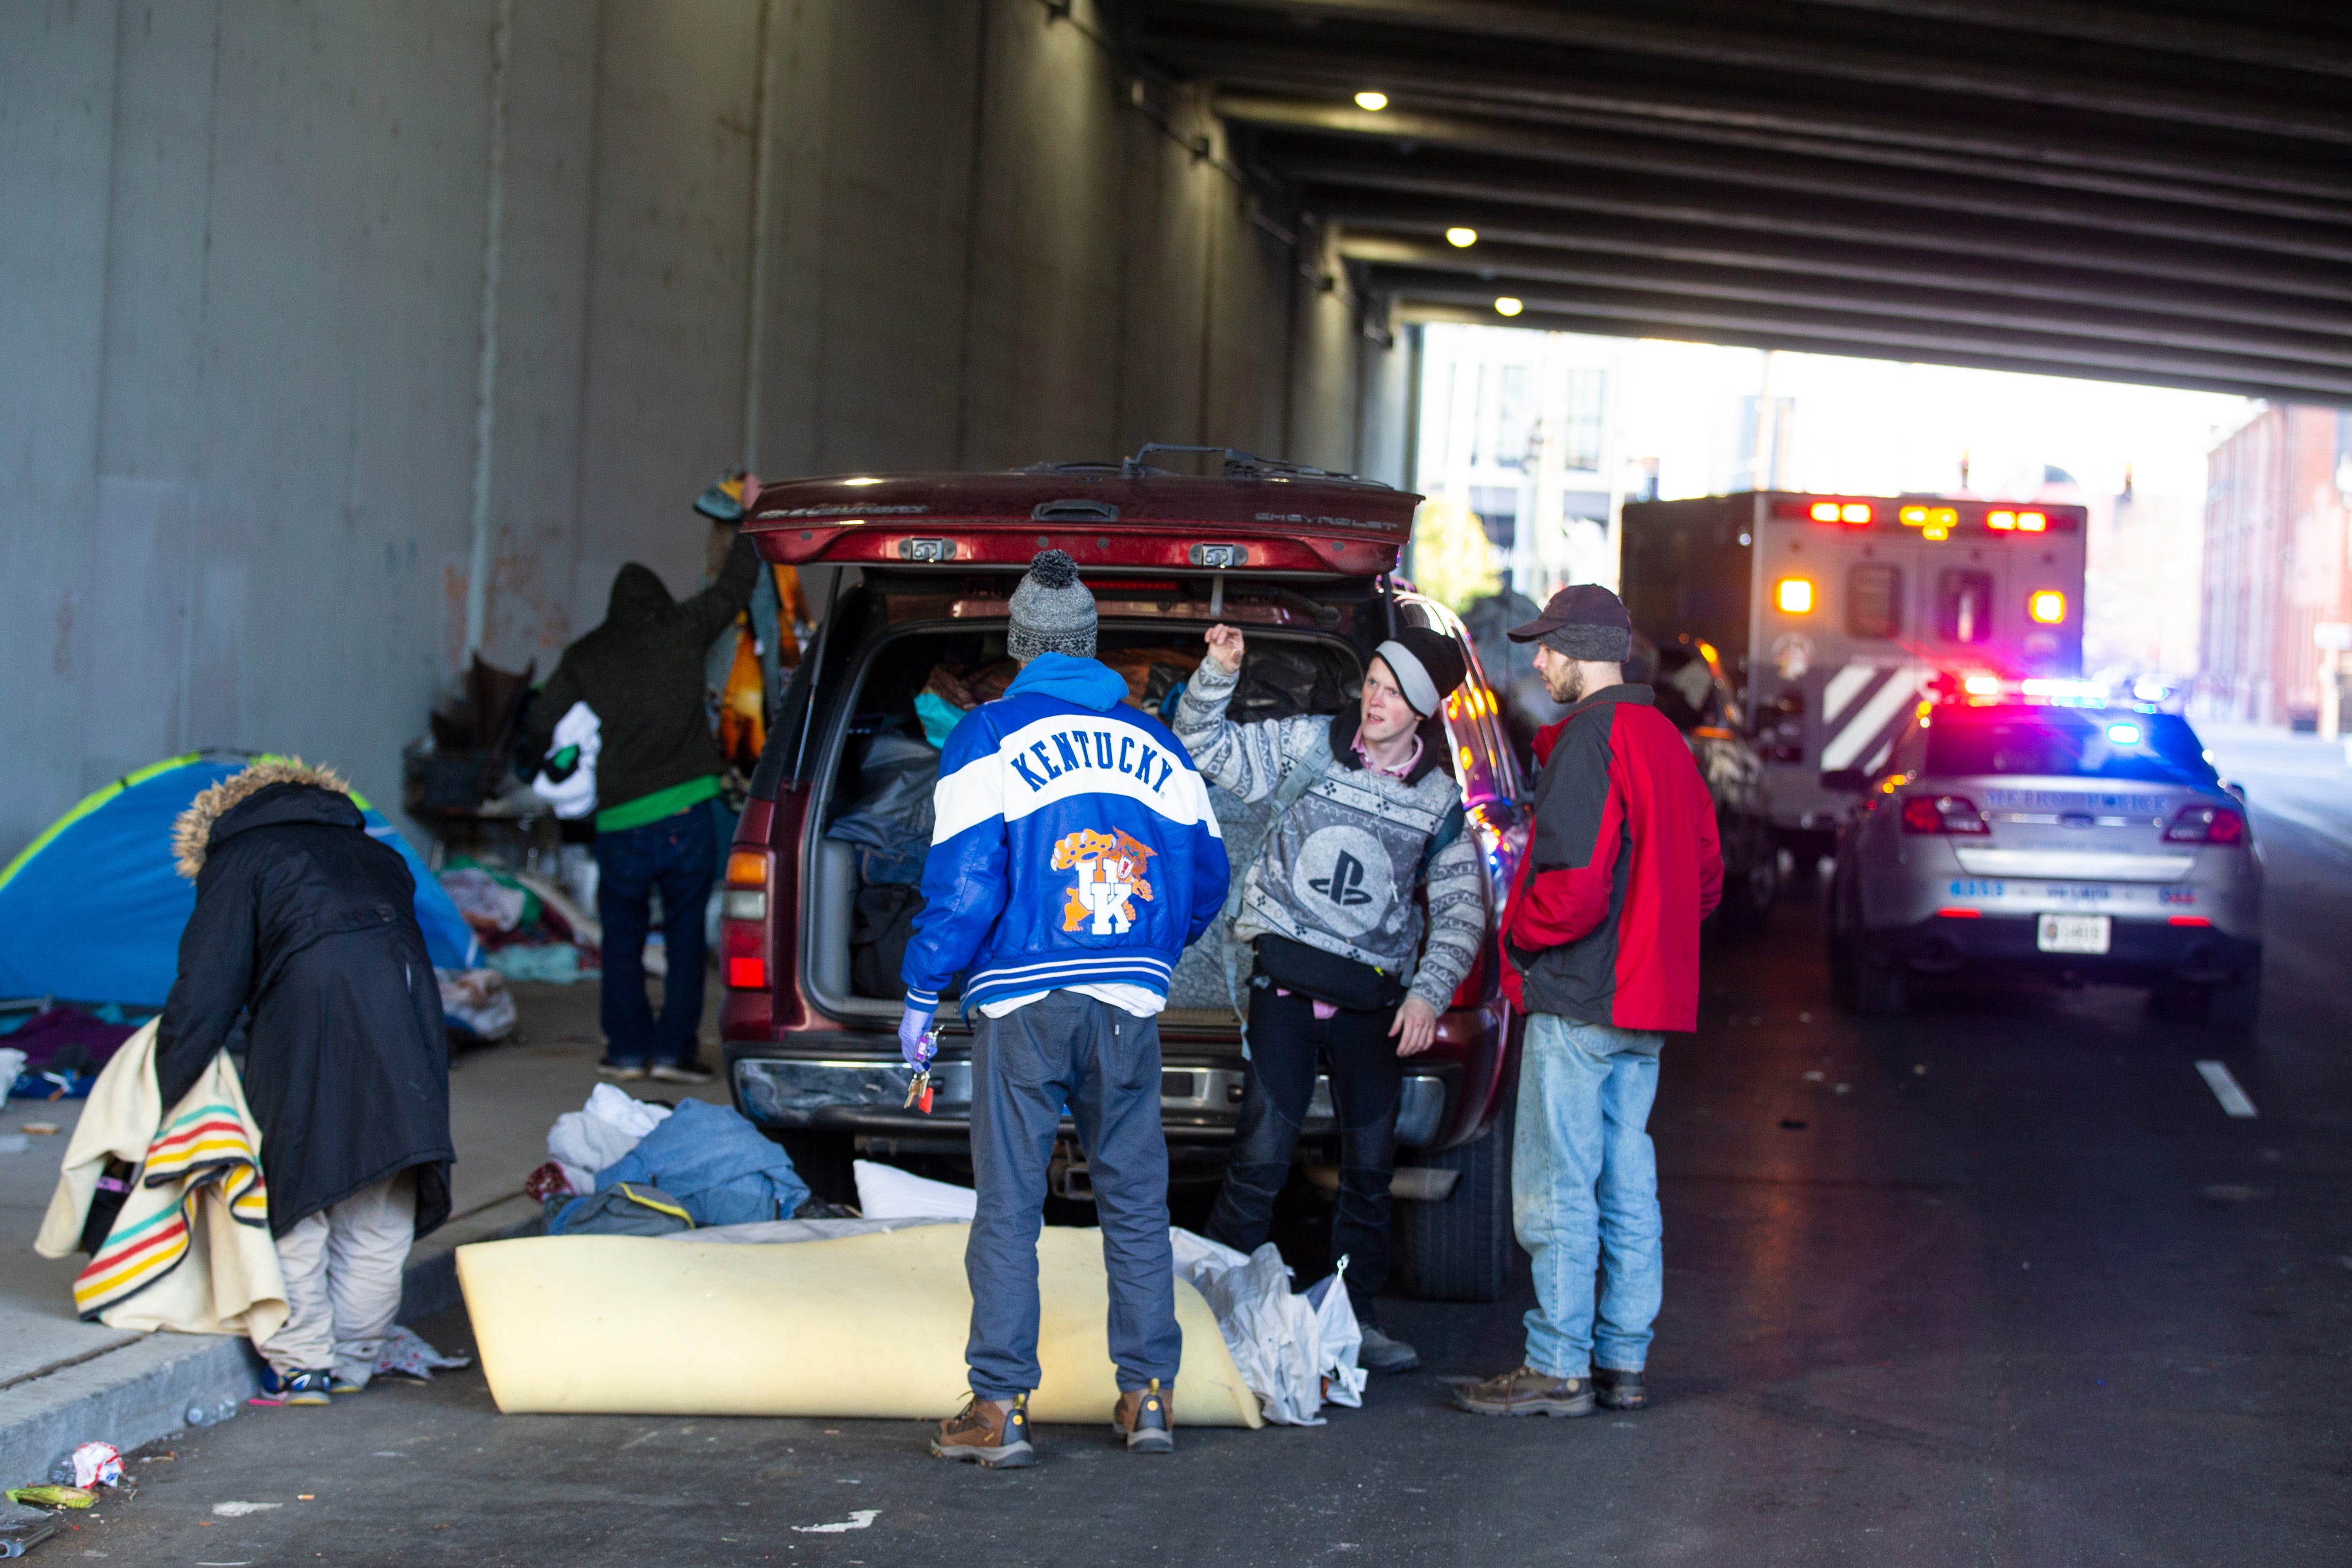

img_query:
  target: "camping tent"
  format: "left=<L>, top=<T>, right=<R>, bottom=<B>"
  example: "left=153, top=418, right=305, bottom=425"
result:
left=0, top=752, right=479, bottom=1008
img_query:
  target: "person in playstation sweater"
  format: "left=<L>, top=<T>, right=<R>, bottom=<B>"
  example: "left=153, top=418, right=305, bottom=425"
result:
left=901, top=550, right=1229, bottom=1468
left=1176, top=620, right=1485, bottom=1376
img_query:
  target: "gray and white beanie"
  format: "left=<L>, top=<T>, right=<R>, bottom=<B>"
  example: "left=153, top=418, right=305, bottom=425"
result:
left=1007, top=549, right=1097, bottom=661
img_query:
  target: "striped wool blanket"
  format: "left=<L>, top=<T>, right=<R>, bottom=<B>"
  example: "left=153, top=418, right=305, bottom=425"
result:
left=35, top=1021, right=286, bottom=1342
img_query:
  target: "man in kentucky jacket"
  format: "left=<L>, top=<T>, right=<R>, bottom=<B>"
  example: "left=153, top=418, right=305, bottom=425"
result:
left=1455, top=584, right=1721, bottom=1421
left=902, top=550, right=1228, bottom=1467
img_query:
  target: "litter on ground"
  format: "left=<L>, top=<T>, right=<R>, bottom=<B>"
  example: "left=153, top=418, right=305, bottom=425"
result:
left=793, top=1510, right=880, bottom=1534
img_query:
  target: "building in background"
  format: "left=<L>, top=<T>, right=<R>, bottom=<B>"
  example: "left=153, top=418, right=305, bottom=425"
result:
left=2082, top=482, right=2202, bottom=683
left=1412, top=325, right=1639, bottom=597
left=2200, top=406, right=2352, bottom=728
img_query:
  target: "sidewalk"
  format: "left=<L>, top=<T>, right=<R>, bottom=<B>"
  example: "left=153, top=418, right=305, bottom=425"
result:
left=0, top=978, right=729, bottom=1486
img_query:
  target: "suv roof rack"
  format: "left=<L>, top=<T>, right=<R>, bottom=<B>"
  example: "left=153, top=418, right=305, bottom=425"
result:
left=1020, top=444, right=1392, bottom=489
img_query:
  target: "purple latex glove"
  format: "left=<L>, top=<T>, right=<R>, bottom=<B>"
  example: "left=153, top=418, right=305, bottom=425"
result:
left=898, top=1004, right=937, bottom=1069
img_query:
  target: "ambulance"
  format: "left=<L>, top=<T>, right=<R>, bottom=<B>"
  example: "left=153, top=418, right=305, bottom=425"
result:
left=1619, top=491, right=2089, bottom=855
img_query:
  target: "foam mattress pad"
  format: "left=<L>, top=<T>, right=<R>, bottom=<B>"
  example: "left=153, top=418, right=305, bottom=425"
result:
left=457, top=1222, right=1262, bottom=1427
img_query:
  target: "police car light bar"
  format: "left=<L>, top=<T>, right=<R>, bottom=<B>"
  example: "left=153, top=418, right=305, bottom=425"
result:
left=1933, top=673, right=2112, bottom=706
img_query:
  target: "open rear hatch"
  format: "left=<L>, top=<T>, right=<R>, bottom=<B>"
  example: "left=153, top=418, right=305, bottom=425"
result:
left=743, top=453, right=1416, bottom=580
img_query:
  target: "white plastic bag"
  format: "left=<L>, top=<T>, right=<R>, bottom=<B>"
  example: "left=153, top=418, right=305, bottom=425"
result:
left=852, top=1159, right=977, bottom=1220
left=1169, top=1227, right=1341, bottom=1426
left=1305, top=1268, right=1367, bottom=1409
left=530, top=700, right=602, bottom=820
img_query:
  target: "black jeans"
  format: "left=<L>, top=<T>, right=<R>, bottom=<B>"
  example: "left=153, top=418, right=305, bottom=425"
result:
left=593, top=803, right=717, bottom=1067
left=1205, top=982, right=1404, bottom=1319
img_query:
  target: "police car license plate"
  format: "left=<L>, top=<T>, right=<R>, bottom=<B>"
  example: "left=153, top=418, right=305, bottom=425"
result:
left=2036, top=913, right=2110, bottom=954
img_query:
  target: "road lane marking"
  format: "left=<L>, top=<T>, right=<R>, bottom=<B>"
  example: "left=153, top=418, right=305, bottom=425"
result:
left=2195, top=1060, right=2258, bottom=1118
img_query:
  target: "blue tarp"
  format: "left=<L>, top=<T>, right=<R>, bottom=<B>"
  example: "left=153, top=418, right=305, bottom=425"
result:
left=0, top=752, right=479, bottom=1008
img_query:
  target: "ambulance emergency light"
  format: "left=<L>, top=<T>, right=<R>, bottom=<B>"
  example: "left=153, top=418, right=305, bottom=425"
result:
left=1772, top=497, right=2066, bottom=533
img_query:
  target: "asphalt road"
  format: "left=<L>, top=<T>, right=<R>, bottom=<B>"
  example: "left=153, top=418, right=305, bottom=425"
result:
left=54, top=734, right=2352, bottom=1566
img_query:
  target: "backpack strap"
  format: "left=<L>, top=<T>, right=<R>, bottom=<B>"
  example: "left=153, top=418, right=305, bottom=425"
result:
left=1416, top=801, right=1466, bottom=887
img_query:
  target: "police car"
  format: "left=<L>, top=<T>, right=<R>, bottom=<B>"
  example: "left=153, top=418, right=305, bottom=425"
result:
left=1823, top=678, right=2261, bottom=1027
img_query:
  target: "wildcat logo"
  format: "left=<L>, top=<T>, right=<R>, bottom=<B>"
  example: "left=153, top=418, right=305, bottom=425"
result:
left=1052, top=829, right=1157, bottom=935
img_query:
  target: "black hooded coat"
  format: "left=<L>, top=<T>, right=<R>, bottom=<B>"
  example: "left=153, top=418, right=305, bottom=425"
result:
left=517, top=531, right=760, bottom=817
left=156, top=770, right=453, bottom=1239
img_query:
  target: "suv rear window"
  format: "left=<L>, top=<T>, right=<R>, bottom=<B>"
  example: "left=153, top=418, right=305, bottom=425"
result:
left=1925, top=708, right=2217, bottom=784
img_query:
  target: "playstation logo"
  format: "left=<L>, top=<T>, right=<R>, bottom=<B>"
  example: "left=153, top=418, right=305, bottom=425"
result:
left=1309, top=850, right=1374, bottom=908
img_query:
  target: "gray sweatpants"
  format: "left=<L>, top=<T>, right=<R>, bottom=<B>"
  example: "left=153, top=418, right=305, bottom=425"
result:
left=261, top=1172, right=416, bottom=1386
left=965, top=991, right=1180, bottom=1402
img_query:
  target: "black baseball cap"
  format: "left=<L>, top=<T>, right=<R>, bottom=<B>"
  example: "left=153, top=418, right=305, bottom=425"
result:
left=1508, top=584, right=1634, bottom=661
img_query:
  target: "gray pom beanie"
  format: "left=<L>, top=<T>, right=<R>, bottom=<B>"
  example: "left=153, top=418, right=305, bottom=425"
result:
left=1007, top=549, right=1097, bottom=661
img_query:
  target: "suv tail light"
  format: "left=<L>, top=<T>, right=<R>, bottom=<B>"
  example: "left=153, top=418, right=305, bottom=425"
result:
left=2164, top=804, right=2247, bottom=845
left=721, top=848, right=774, bottom=989
left=1901, top=794, right=1989, bottom=835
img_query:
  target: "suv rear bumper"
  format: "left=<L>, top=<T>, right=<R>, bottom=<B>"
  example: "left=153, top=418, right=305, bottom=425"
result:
left=1859, top=914, right=2259, bottom=984
left=729, top=1045, right=1457, bottom=1148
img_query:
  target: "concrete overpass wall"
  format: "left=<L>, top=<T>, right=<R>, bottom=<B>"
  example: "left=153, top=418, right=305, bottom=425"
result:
left=0, top=0, right=1404, bottom=859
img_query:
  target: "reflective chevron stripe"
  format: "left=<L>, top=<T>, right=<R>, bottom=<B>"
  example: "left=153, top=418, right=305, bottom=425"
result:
left=1819, top=665, right=1923, bottom=772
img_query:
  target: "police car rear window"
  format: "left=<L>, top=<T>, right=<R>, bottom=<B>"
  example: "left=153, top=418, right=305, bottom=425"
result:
left=1926, top=710, right=2216, bottom=784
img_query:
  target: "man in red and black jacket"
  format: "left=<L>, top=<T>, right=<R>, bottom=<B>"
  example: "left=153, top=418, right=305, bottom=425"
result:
left=1455, top=585, right=1721, bottom=1421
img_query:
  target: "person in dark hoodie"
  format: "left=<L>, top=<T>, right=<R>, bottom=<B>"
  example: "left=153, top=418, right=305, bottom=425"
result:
left=520, top=521, right=760, bottom=1082
left=156, top=759, right=453, bottom=1407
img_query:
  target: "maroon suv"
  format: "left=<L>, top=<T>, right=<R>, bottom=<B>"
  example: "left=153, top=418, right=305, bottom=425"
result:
left=717, top=452, right=1528, bottom=1300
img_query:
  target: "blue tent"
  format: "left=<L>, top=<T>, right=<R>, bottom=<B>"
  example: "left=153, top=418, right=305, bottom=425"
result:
left=0, top=752, right=479, bottom=1008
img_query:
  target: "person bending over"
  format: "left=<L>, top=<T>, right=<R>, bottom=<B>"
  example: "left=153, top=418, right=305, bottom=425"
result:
left=158, top=760, right=455, bottom=1406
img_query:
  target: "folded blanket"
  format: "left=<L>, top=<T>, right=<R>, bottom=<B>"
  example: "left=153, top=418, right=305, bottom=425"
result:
left=34, top=1021, right=287, bottom=1342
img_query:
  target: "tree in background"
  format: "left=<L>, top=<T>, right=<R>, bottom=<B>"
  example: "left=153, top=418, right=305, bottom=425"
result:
left=1407, top=498, right=1500, bottom=611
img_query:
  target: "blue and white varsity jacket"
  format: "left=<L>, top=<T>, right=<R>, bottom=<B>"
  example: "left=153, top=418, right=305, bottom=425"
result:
left=901, top=653, right=1230, bottom=1014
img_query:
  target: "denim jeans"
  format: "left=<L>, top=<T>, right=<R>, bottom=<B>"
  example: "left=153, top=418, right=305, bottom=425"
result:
left=965, top=991, right=1179, bottom=1400
left=1205, top=983, right=1402, bottom=1320
left=1514, top=1012, right=1664, bottom=1378
left=594, top=803, right=718, bottom=1067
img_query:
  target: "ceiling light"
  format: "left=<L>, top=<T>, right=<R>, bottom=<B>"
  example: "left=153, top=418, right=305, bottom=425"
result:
left=1445, top=226, right=1478, bottom=248
left=1493, top=296, right=1523, bottom=317
left=1354, top=91, right=1388, bottom=111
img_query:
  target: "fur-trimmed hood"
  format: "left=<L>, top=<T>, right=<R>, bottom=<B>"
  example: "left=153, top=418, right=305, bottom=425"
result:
left=172, top=759, right=352, bottom=879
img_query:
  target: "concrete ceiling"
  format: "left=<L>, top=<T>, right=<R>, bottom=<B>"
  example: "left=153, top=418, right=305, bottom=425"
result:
left=1123, top=0, right=2352, bottom=402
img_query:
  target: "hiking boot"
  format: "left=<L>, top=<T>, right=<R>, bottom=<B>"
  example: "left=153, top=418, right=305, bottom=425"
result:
left=649, top=1059, right=714, bottom=1085
left=1112, top=1379, right=1174, bottom=1453
left=1358, top=1325, right=1421, bottom=1374
left=595, top=1059, right=647, bottom=1081
left=1593, top=1368, right=1647, bottom=1410
left=261, top=1368, right=335, bottom=1407
left=931, top=1393, right=1034, bottom=1468
left=1451, top=1365, right=1594, bottom=1418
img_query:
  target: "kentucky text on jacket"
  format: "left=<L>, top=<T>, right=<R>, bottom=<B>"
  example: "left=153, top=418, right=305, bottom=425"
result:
left=1005, top=727, right=1180, bottom=794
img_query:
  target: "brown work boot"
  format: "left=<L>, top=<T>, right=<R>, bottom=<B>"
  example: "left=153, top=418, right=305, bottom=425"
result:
left=1111, top=1378, right=1175, bottom=1453
left=1451, top=1365, right=1595, bottom=1418
left=930, top=1392, right=1034, bottom=1467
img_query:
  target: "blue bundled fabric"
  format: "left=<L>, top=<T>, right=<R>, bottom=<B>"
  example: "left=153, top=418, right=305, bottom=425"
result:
left=594, top=1098, right=810, bottom=1226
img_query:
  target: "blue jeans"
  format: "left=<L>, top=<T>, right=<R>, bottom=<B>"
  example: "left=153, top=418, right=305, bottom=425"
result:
left=1514, top=1012, right=1664, bottom=1378
left=594, top=803, right=718, bottom=1067
left=965, top=991, right=1179, bottom=1401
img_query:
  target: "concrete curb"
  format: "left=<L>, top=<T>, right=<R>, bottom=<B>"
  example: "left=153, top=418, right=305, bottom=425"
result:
left=0, top=1193, right=543, bottom=1487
